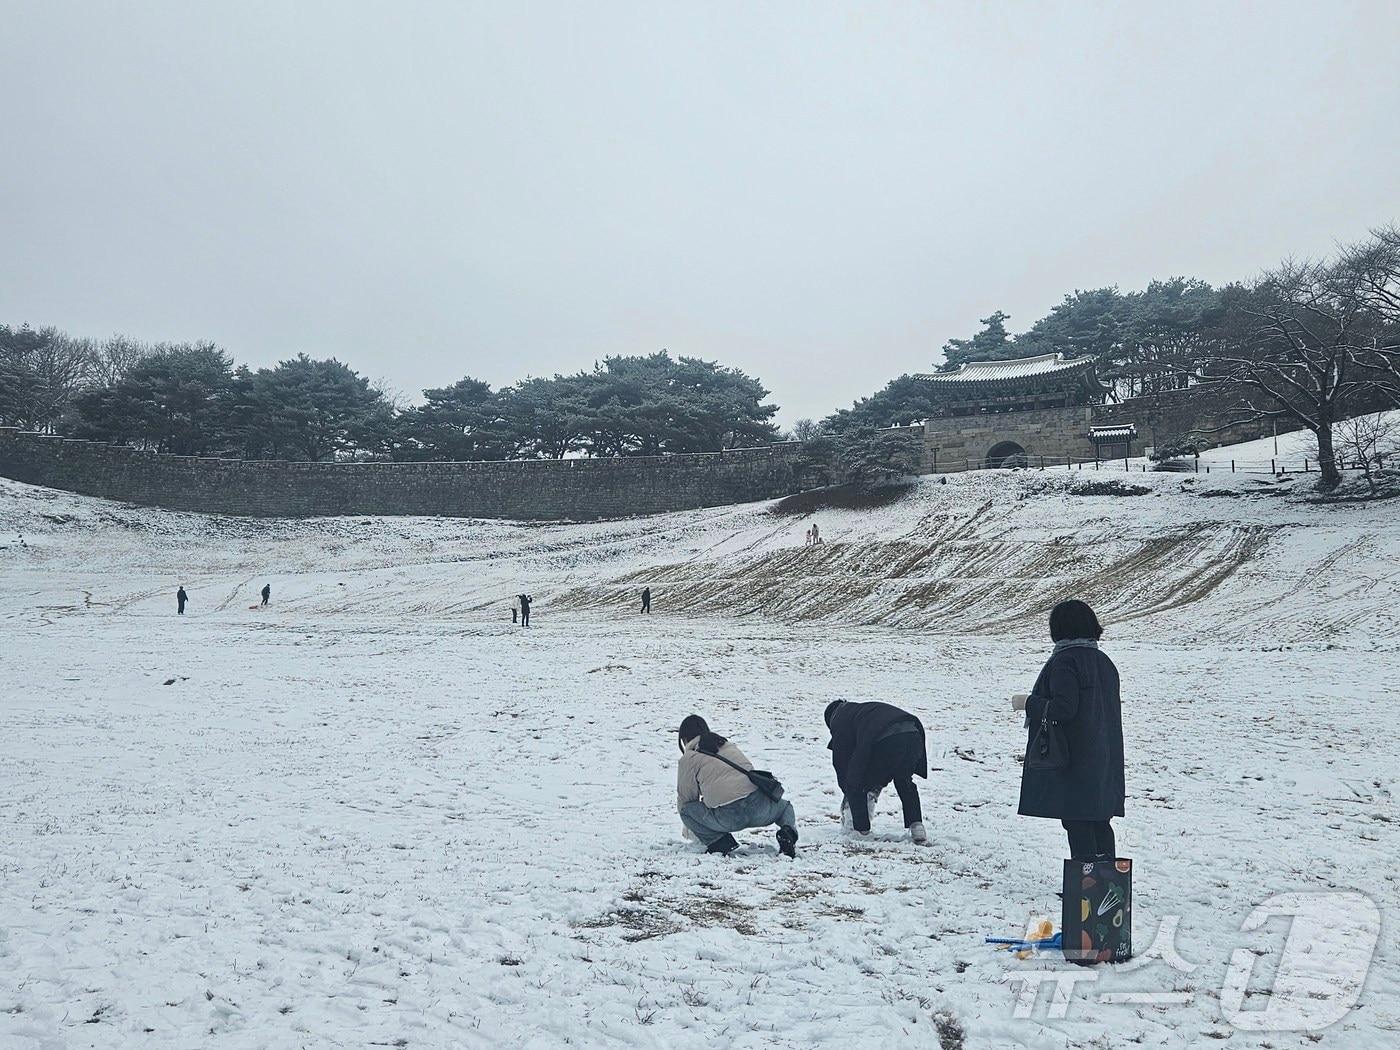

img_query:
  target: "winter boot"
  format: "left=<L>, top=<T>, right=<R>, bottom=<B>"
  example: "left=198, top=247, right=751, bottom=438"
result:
left=776, top=825, right=798, bottom=858
left=909, top=821, right=929, bottom=845
left=705, top=832, right=740, bottom=856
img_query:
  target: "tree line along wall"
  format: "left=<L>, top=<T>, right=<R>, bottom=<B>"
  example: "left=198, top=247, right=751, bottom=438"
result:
left=0, top=428, right=808, bottom=520
left=0, top=384, right=1319, bottom=518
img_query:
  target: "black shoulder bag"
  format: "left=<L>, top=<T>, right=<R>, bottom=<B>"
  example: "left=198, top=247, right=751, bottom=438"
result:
left=702, top=750, right=786, bottom=802
left=1025, top=652, right=1074, bottom=771
left=1027, top=711, right=1070, bottom=770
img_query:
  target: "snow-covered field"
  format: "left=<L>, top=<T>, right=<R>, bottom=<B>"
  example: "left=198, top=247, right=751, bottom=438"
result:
left=1072, top=409, right=1400, bottom=475
left=1, top=467, right=1397, bottom=1049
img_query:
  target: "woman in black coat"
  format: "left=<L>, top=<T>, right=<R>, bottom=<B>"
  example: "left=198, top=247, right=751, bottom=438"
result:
left=825, top=700, right=930, bottom=844
left=1017, top=600, right=1124, bottom=860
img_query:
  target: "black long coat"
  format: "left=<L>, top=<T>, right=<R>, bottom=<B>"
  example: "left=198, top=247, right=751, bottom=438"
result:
left=1017, top=645, right=1125, bottom=821
left=827, top=701, right=927, bottom=795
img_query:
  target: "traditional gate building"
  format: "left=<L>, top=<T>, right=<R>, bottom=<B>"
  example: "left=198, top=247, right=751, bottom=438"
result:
left=905, top=352, right=1276, bottom=472
left=913, top=353, right=1108, bottom=469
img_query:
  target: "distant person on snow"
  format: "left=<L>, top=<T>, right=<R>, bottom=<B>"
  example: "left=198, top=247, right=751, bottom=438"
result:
left=676, top=715, right=798, bottom=857
left=1016, top=599, right=1124, bottom=860
left=641, top=586, right=651, bottom=614
left=825, top=700, right=929, bottom=844
left=519, top=593, right=531, bottom=628
left=804, top=526, right=813, bottom=547
left=176, top=586, right=188, bottom=616
left=811, top=522, right=821, bottom=545
left=260, top=583, right=271, bottom=607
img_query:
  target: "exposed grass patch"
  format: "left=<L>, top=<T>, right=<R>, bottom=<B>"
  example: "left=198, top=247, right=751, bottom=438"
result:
left=771, top=481, right=914, bottom=516
left=932, top=1010, right=966, bottom=1050
left=575, top=906, right=681, bottom=942
left=674, top=895, right=757, bottom=935
left=1070, top=480, right=1150, bottom=497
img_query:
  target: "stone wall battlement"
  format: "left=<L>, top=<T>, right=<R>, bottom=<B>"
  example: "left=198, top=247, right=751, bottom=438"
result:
left=0, top=428, right=806, bottom=520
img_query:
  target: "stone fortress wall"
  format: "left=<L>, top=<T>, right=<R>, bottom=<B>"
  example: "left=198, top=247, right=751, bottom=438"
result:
left=0, top=427, right=807, bottom=521
left=0, top=384, right=1292, bottom=520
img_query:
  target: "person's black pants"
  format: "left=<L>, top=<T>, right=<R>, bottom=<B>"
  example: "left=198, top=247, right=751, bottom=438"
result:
left=1062, top=819, right=1115, bottom=860
left=848, top=731, right=924, bottom=831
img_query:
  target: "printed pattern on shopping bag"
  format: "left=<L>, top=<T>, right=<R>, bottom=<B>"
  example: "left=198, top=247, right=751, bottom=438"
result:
left=1062, top=858, right=1133, bottom=964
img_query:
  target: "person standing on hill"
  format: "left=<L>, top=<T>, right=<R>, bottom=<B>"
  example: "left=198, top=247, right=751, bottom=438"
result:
left=1016, top=599, right=1124, bottom=860
left=641, top=586, right=651, bottom=614
left=811, top=522, right=821, bottom=545
left=260, top=583, right=271, bottom=607
left=176, top=586, right=188, bottom=616
left=825, top=700, right=929, bottom=844
left=519, top=593, right=531, bottom=628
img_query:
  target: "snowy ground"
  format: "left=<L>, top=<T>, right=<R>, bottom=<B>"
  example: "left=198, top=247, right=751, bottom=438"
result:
left=1, top=468, right=1397, bottom=1048
left=1050, top=409, right=1400, bottom=475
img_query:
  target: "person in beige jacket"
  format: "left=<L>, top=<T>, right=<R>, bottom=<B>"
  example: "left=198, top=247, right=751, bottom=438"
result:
left=676, top=715, right=798, bottom=857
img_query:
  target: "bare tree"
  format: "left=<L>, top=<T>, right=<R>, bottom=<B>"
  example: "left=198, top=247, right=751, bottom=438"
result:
left=1205, top=236, right=1400, bottom=488
left=0, top=325, right=95, bottom=431
left=33, top=332, right=94, bottom=430
left=1313, top=410, right=1400, bottom=496
left=1342, top=225, right=1400, bottom=314
left=87, top=334, right=153, bottom=388
left=1339, top=225, right=1400, bottom=384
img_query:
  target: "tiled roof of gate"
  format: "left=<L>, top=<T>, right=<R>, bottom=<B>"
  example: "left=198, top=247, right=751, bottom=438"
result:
left=915, top=353, right=1098, bottom=384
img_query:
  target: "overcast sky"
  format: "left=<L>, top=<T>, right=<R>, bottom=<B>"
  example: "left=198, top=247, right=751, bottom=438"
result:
left=3, top=2, right=1398, bottom=424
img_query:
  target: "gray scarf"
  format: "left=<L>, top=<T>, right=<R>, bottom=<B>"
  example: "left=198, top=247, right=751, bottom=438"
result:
left=1053, top=638, right=1100, bottom=653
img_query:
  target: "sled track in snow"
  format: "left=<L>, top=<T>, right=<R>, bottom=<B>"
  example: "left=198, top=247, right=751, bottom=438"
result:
left=550, top=522, right=1286, bottom=640
left=3, top=471, right=1397, bottom=648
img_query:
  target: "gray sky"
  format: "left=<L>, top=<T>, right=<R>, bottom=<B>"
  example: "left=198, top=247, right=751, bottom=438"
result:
left=4, top=1, right=1398, bottom=425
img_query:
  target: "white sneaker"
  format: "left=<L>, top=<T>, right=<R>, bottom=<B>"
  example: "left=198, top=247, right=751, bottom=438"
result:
left=909, top=822, right=929, bottom=845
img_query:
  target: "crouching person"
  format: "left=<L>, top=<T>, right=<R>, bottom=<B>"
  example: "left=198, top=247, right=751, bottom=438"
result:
left=677, top=715, right=798, bottom=857
left=825, top=701, right=929, bottom=844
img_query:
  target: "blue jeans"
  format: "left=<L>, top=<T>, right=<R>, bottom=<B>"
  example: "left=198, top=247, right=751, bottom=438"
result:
left=680, top=791, right=797, bottom=847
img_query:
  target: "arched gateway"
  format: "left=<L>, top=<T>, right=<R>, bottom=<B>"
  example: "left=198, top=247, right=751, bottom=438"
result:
left=985, top=441, right=1029, bottom=469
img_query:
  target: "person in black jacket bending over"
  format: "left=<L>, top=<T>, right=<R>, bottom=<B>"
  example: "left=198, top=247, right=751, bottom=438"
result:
left=1016, top=599, right=1124, bottom=860
left=824, top=701, right=929, bottom=844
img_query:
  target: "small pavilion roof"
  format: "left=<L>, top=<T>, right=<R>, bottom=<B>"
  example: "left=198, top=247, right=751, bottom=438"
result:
left=1088, top=424, right=1137, bottom=442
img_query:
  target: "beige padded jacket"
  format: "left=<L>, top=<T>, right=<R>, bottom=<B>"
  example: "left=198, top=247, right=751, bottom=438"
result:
left=676, top=737, right=757, bottom=811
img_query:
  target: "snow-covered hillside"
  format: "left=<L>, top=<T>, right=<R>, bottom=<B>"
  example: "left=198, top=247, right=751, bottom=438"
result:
left=4, top=465, right=1395, bottom=647
left=1, top=469, right=1396, bottom=1049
